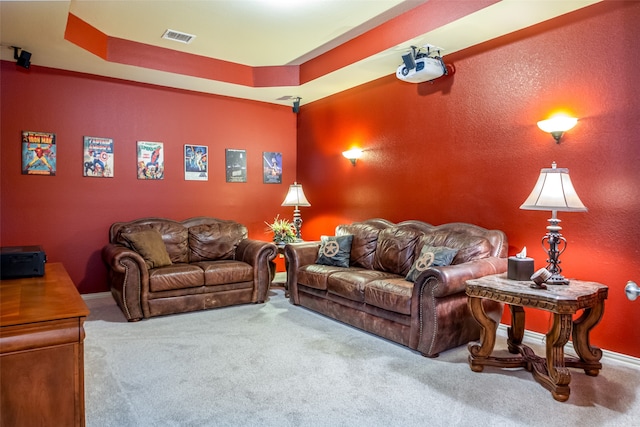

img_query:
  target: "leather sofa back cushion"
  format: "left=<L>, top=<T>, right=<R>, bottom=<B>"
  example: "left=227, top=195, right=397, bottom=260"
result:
left=373, top=227, right=421, bottom=276
left=417, top=231, right=492, bottom=265
left=116, top=222, right=189, bottom=263
left=189, top=223, right=245, bottom=262
left=336, top=223, right=381, bottom=269
left=452, top=236, right=492, bottom=264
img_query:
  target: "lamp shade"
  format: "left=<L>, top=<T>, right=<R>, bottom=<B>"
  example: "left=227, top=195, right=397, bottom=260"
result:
left=281, top=182, right=311, bottom=207
left=520, top=163, right=587, bottom=212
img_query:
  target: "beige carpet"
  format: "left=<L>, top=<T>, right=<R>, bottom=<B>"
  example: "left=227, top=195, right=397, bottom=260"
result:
left=83, top=289, right=640, bottom=426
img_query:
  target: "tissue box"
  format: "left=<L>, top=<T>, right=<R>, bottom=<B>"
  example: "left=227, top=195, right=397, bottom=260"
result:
left=507, top=256, right=534, bottom=281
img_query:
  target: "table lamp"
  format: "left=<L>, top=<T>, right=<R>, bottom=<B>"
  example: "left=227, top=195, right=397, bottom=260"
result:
left=520, top=162, right=587, bottom=285
left=281, top=182, right=311, bottom=240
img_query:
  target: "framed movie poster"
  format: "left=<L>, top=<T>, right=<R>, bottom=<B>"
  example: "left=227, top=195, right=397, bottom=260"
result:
left=137, top=141, right=164, bottom=179
left=22, top=131, right=56, bottom=176
left=184, top=144, right=208, bottom=181
left=263, top=151, right=282, bottom=184
left=83, top=136, right=114, bottom=177
left=225, top=148, right=246, bottom=183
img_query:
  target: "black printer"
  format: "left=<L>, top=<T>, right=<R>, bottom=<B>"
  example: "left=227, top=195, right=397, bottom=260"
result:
left=1, top=246, right=46, bottom=279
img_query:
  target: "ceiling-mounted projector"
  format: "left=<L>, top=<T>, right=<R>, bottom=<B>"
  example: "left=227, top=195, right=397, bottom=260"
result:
left=396, top=44, right=447, bottom=83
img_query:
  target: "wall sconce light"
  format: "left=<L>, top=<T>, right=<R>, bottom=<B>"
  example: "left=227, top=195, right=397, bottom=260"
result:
left=537, top=114, right=578, bottom=143
left=342, top=148, right=363, bottom=166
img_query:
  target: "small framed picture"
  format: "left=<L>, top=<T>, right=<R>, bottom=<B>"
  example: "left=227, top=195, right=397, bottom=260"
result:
left=184, top=144, right=208, bottom=181
left=263, top=152, right=282, bottom=184
left=22, top=131, right=56, bottom=176
left=225, top=149, right=246, bottom=183
left=137, top=141, right=164, bottom=179
left=83, top=136, right=114, bottom=177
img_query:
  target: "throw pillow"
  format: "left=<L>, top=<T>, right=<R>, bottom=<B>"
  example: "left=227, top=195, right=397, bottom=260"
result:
left=316, top=235, right=354, bottom=268
left=405, top=245, right=458, bottom=282
left=121, top=229, right=172, bottom=269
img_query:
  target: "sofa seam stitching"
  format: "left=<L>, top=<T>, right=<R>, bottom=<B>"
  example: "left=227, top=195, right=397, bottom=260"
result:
left=119, top=260, right=133, bottom=319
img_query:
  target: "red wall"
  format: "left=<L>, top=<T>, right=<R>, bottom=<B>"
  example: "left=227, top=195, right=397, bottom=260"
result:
left=296, top=2, right=640, bottom=358
left=1, top=65, right=297, bottom=293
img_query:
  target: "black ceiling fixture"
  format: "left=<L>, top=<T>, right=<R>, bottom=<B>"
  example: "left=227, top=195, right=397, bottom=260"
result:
left=292, top=97, right=301, bottom=114
left=12, top=46, right=31, bottom=69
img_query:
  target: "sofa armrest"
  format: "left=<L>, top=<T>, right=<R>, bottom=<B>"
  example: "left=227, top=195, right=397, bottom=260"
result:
left=103, top=243, right=146, bottom=273
left=414, top=256, right=507, bottom=299
left=235, top=239, right=278, bottom=303
left=284, top=241, right=321, bottom=304
left=102, top=243, right=149, bottom=321
left=413, top=256, right=507, bottom=357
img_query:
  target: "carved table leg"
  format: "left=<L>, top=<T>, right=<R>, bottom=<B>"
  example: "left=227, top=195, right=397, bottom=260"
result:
left=507, top=305, right=525, bottom=354
left=568, top=301, right=605, bottom=376
left=539, top=313, right=572, bottom=402
left=467, top=296, right=497, bottom=372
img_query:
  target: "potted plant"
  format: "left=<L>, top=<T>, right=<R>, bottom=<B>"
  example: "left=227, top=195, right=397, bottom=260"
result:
left=265, top=215, right=296, bottom=247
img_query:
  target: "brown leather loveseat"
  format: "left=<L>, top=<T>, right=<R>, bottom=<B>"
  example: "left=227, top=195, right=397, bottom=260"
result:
left=285, top=219, right=507, bottom=357
left=102, top=216, right=277, bottom=321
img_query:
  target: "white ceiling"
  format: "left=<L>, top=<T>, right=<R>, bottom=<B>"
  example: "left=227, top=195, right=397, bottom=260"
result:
left=0, top=0, right=600, bottom=107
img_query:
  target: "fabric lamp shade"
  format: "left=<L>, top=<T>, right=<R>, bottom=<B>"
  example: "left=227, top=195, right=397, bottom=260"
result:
left=520, top=163, right=587, bottom=212
left=282, top=182, right=311, bottom=207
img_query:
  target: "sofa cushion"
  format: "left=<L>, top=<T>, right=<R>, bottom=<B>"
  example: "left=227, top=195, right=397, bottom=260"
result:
left=195, top=260, right=254, bottom=285
left=297, top=264, right=352, bottom=290
left=148, top=263, right=204, bottom=292
left=336, top=223, right=381, bottom=269
left=373, top=227, right=421, bottom=276
left=452, top=236, right=492, bottom=264
left=188, top=223, right=245, bottom=262
left=418, top=231, right=491, bottom=264
left=121, top=229, right=173, bottom=269
left=365, top=278, right=413, bottom=315
left=405, top=245, right=458, bottom=282
left=316, top=235, right=353, bottom=268
left=327, top=270, right=399, bottom=303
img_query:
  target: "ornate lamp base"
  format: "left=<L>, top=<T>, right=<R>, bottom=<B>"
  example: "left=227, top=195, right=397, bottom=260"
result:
left=542, top=216, right=569, bottom=285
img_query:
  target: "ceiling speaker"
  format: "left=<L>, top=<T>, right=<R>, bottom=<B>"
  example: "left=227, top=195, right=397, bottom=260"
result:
left=12, top=46, right=31, bottom=69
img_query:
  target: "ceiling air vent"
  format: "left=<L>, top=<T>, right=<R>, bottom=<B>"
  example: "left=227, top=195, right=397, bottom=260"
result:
left=162, top=29, right=196, bottom=44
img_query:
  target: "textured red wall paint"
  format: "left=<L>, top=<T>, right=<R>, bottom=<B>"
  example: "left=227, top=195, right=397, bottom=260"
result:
left=0, top=64, right=297, bottom=293
left=296, top=2, right=640, bottom=357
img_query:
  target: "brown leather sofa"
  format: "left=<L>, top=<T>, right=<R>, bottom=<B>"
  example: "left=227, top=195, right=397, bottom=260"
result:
left=285, top=219, right=507, bottom=357
left=102, top=216, right=277, bottom=321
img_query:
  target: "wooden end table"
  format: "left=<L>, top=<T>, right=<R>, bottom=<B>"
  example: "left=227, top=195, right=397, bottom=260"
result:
left=1, top=263, right=90, bottom=426
left=269, top=245, right=289, bottom=296
left=465, top=273, right=608, bottom=402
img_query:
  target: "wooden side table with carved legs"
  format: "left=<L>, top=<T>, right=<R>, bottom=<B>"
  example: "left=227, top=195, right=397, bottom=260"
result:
left=465, top=273, right=608, bottom=402
left=269, top=245, right=289, bottom=297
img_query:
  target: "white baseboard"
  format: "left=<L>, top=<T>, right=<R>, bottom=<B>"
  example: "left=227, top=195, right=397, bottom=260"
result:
left=497, top=324, right=640, bottom=370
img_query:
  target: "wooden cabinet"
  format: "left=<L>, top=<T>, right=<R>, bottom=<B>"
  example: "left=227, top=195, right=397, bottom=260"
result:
left=1, top=263, right=89, bottom=426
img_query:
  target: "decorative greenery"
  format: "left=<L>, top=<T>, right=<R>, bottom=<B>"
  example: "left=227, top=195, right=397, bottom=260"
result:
left=265, top=215, right=296, bottom=244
